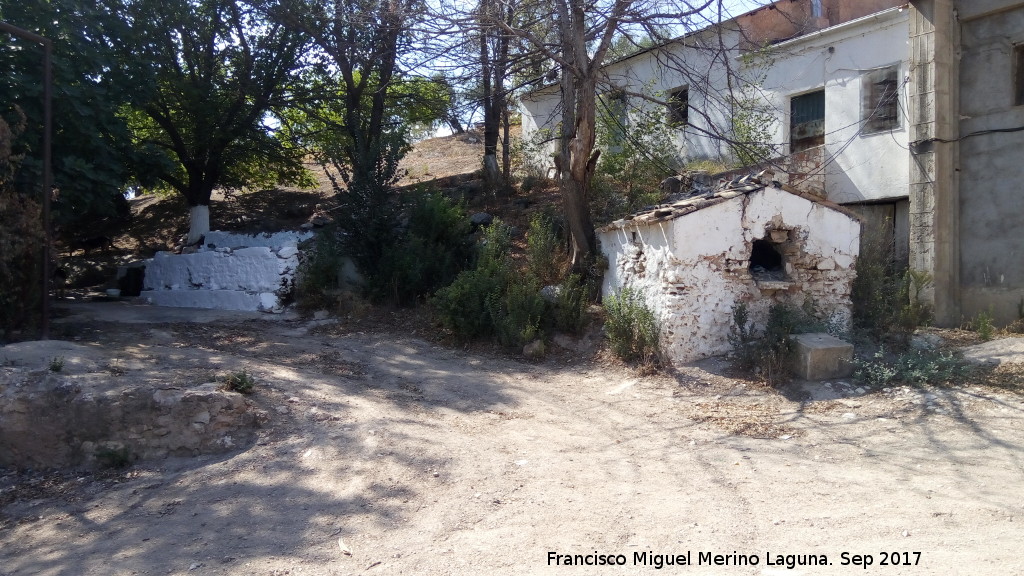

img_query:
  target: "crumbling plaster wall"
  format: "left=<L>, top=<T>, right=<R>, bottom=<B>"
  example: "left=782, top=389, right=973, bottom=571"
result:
left=600, top=188, right=859, bottom=364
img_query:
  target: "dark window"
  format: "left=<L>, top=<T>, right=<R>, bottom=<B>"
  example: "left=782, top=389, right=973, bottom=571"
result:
left=749, top=239, right=785, bottom=280
left=790, top=89, right=825, bottom=152
left=667, top=87, right=688, bottom=126
left=603, top=91, right=628, bottom=146
left=1016, top=45, right=1024, bottom=106
left=862, top=66, right=900, bottom=133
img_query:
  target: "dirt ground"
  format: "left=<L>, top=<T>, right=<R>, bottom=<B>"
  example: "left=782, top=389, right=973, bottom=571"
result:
left=2, top=302, right=1023, bottom=576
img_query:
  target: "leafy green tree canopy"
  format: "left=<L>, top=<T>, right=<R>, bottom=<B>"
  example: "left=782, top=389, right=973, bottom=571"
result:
left=0, top=0, right=141, bottom=239
left=112, top=0, right=310, bottom=243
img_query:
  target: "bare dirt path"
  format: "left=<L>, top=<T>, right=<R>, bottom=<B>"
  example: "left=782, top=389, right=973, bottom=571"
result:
left=2, top=304, right=1023, bottom=576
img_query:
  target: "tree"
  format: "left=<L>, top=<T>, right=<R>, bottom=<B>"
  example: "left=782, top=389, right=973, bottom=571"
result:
left=476, top=0, right=515, bottom=183
left=113, top=0, right=309, bottom=244
left=0, top=109, right=45, bottom=339
left=489, top=0, right=716, bottom=268
left=0, top=0, right=141, bottom=240
left=273, top=0, right=422, bottom=277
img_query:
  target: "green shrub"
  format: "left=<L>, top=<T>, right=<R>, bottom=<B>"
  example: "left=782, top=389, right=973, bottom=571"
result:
left=603, top=287, right=660, bottom=364
left=294, top=227, right=346, bottom=311
left=728, top=300, right=824, bottom=385
left=49, top=356, right=65, bottom=372
left=552, top=273, right=591, bottom=335
left=898, top=269, right=934, bottom=332
left=220, top=369, right=256, bottom=395
left=851, top=220, right=932, bottom=344
left=432, top=221, right=514, bottom=341
left=95, top=445, right=132, bottom=469
left=591, top=93, right=680, bottom=224
left=370, top=191, right=473, bottom=305
left=970, top=308, right=995, bottom=342
left=853, top=348, right=974, bottom=388
left=526, top=212, right=564, bottom=285
left=488, top=275, right=545, bottom=348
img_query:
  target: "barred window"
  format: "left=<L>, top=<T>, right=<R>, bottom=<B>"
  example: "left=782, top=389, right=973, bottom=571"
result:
left=790, top=89, right=825, bottom=152
left=862, top=66, right=900, bottom=133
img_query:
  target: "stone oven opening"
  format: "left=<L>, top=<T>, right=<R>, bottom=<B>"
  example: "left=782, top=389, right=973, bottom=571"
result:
left=749, top=238, right=786, bottom=281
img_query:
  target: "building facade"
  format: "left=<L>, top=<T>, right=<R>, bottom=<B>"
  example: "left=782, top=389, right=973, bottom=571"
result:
left=909, top=0, right=1024, bottom=326
left=521, top=0, right=912, bottom=258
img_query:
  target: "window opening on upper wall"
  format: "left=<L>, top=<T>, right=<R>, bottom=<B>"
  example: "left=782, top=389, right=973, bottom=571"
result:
left=749, top=239, right=786, bottom=281
left=667, top=86, right=689, bottom=126
left=862, top=65, right=900, bottom=133
left=790, top=89, right=825, bottom=152
left=1015, top=45, right=1024, bottom=106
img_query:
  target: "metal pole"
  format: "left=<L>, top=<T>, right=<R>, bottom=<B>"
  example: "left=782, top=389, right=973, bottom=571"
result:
left=41, top=41, right=52, bottom=339
left=0, top=22, right=53, bottom=339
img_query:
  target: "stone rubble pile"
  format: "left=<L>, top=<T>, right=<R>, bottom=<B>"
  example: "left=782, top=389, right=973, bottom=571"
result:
left=0, top=367, right=262, bottom=468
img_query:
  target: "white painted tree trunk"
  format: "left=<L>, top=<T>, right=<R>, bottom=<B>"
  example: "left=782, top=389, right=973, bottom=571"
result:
left=187, top=204, right=210, bottom=245
left=483, top=154, right=500, bottom=183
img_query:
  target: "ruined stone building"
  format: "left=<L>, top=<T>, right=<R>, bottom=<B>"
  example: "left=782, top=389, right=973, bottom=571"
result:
left=599, top=179, right=860, bottom=364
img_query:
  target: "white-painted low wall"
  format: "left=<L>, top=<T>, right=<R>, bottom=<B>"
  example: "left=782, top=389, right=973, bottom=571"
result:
left=140, top=230, right=311, bottom=313
left=203, top=230, right=312, bottom=250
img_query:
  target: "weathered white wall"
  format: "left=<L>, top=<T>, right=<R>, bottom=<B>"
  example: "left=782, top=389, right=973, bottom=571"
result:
left=519, top=85, right=562, bottom=165
left=203, top=230, right=312, bottom=249
left=520, top=8, right=909, bottom=205
left=761, top=10, right=910, bottom=203
left=600, top=187, right=860, bottom=364
left=140, top=230, right=310, bottom=313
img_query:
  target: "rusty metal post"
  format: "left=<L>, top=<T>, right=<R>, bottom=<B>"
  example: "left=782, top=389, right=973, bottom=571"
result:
left=0, top=22, right=53, bottom=339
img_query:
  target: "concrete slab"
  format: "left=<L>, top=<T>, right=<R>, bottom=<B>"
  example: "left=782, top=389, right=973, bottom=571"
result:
left=140, top=289, right=282, bottom=312
left=960, top=337, right=1024, bottom=367
left=51, top=301, right=299, bottom=324
left=791, top=332, right=854, bottom=381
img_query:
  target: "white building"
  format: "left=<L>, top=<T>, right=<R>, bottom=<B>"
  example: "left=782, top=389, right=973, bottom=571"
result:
left=521, top=0, right=910, bottom=259
left=599, top=179, right=861, bottom=364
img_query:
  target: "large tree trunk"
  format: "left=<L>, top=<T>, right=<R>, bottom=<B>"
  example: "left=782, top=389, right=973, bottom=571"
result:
left=556, top=3, right=599, bottom=269
left=501, top=106, right=511, bottom=179
left=182, top=171, right=214, bottom=245
left=187, top=204, right=210, bottom=245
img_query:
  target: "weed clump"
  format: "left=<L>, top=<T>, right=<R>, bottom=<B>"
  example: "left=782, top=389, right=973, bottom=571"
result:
left=219, top=370, right=256, bottom=395
left=48, top=356, right=65, bottom=373
left=728, top=300, right=828, bottom=385
left=850, top=220, right=932, bottom=345
left=433, top=220, right=546, bottom=349
left=603, top=287, right=660, bottom=366
left=969, top=308, right=995, bottom=342
left=853, top=348, right=974, bottom=388
left=95, top=445, right=132, bottom=469
left=370, top=191, right=473, bottom=306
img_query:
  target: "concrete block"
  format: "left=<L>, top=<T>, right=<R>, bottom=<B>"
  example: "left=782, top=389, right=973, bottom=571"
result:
left=791, top=333, right=853, bottom=380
